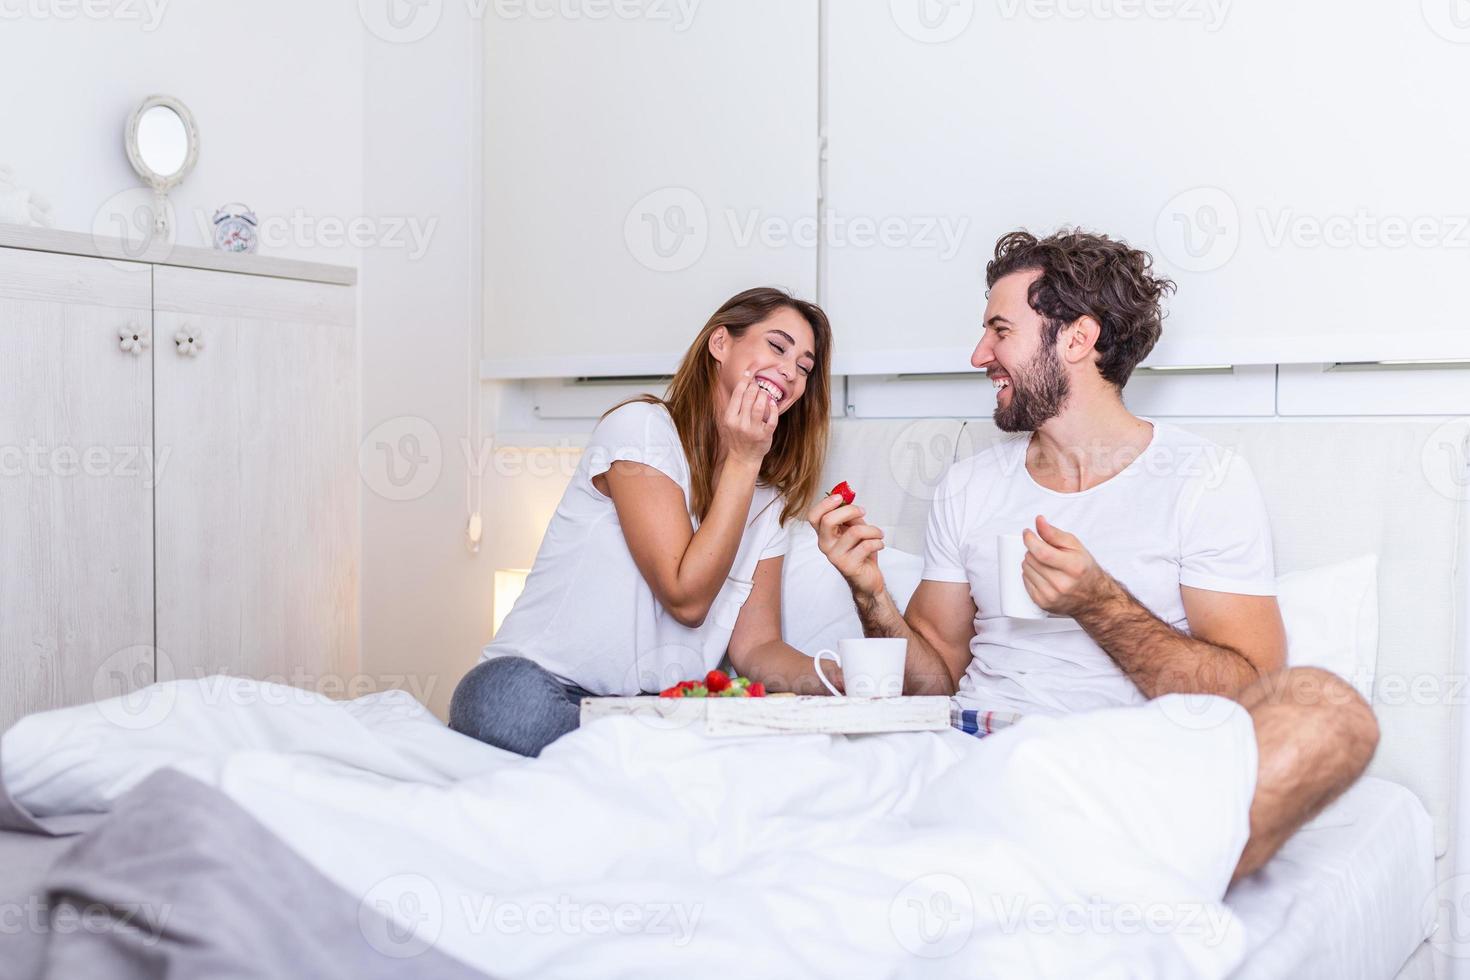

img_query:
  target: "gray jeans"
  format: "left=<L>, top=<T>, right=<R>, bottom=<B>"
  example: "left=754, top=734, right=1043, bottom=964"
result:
left=448, top=656, right=596, bottom=757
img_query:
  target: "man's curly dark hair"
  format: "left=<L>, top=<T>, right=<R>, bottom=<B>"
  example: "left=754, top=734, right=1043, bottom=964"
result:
left=985, top=229, right=1176, bottom=390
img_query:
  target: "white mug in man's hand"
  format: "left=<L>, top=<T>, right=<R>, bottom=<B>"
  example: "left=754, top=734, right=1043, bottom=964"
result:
left=998, top=533, right=1052, bottom=619
left=814, top=637, right=906, bottom=697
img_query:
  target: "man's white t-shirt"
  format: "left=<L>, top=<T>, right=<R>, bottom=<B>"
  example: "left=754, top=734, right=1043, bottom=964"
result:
left=923, top=419, right=1277, bottom=716
left=482, top=401, right=788, bottom=695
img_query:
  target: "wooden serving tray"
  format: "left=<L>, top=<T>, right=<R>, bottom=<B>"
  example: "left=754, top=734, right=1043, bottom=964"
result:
left=579, top=695, right=951, bottom=737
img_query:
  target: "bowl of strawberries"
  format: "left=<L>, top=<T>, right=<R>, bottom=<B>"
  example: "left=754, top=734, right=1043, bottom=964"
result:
left=659, top=669, right=765, bottom=699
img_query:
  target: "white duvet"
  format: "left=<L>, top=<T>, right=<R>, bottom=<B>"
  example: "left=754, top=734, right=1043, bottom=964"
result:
left=1, top=678, right=1259, bottom=979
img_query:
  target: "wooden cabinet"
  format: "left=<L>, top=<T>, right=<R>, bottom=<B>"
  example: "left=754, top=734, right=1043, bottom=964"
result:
left=152, top=266, right=359, bottom=687
left=0, top=248, right=155, bottom=727
left=0, top=232, right=359, bottom=730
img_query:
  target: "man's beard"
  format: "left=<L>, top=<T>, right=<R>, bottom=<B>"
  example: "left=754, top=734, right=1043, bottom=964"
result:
left=993, top=342, right=1070, bottom=433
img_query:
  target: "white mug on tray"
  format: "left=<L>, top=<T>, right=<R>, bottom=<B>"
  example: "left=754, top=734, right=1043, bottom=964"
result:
left=814, top=637, right=906, bottom=697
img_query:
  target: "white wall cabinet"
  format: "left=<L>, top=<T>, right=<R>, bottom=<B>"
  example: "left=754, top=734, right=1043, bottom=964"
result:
left=481, top=0, right=819, bottom=378
left=478, top=3, right=1470, bottom=380
left=822, top=3, right=1470, bottom=371
left=0, top=231, right=359, bottom=730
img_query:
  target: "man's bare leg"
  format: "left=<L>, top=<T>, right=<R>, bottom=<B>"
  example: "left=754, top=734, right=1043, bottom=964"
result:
left=1231, top=666, right=1380, bottom=883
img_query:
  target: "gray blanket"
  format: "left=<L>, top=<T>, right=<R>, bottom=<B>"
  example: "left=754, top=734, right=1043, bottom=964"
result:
left=0, top=769, right=491, bottom=980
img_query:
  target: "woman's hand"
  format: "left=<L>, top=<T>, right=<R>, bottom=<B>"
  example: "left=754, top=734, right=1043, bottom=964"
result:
left=718, top=372, right=779, bottom=467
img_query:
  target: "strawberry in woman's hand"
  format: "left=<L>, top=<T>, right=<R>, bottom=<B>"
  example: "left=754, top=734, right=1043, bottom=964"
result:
left=829, top=481, right=856, bottom=505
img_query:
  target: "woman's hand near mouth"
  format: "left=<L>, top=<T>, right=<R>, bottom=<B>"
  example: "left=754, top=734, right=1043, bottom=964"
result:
left=718, top=371, right=779, bottom=467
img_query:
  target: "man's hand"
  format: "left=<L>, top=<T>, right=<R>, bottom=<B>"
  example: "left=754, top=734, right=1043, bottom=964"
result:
left=1021, top=517, right=1284, bottom=700
left=1020, top=515, right=1116, bottom=617
left=807, top=493, right=885, bottom=597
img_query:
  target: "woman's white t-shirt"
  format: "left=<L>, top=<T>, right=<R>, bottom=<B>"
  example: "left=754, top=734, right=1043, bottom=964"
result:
left=481, top=401, right=789, bottom=695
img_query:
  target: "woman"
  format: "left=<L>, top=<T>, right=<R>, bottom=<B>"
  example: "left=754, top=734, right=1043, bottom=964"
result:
left=450, top=287, right=850, bottom=756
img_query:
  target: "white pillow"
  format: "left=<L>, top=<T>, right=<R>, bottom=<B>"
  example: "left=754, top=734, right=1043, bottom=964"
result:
left=1277, top=554, right=1379, bottom=701
left=780, top=522, right=924, bottom=657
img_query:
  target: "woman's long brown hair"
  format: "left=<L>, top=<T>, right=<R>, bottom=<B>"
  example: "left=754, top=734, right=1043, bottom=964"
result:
left=604, top=287, right=832, bottom=527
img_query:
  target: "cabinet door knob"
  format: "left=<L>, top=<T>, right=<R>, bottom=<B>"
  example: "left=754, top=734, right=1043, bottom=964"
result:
left=174, top=325, right=204, bottom=357
left=118, top=322, right=150, bottom=355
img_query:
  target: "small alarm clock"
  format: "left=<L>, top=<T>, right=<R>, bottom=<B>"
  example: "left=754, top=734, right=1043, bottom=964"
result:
left=212, top=203, right=258, bottom=253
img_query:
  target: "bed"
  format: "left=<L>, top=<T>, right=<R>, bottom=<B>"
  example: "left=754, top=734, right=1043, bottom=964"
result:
left=0, top=771, right=1440, bottom=979
left=1225, top=776, right=1435, bottom=978
left=1, top=415, right=1466, bottom=979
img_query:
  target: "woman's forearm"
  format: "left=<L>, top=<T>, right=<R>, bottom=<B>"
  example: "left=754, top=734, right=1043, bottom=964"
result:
left=667, top=455, right=762, bottom=623
left=734, top=640, right=840, bottom=695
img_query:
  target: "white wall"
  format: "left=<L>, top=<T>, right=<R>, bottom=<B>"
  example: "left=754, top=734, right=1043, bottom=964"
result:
left=0, top=2, right=363, bottom=262
left=479, top=382, right=585, bottom=603
left=361, top=4, right=492, bottom=720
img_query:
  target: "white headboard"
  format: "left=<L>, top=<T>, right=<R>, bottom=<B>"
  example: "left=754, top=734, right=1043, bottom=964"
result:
left=821, top=416, right=1470, bottom=856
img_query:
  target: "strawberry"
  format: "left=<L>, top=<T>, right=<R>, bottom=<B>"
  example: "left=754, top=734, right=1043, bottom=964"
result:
left=661, top=675, right=762, bottom=698
left=829, top=481, right=856, bottom=506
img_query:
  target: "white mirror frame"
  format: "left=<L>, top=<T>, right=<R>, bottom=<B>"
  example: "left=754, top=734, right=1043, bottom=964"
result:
left=124, top=94, right=199, bottom=239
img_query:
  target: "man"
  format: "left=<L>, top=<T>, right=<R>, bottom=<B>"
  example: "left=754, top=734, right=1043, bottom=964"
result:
left=809, top=229, right=1378, bottom=881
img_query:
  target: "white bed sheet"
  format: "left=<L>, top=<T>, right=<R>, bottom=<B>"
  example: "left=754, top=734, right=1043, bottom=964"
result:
left=3, top=681, right=1436, bottom=978
left=5, top=679, right=1266, bottom=979
left=1225, top=776, right=1436, bottom=980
